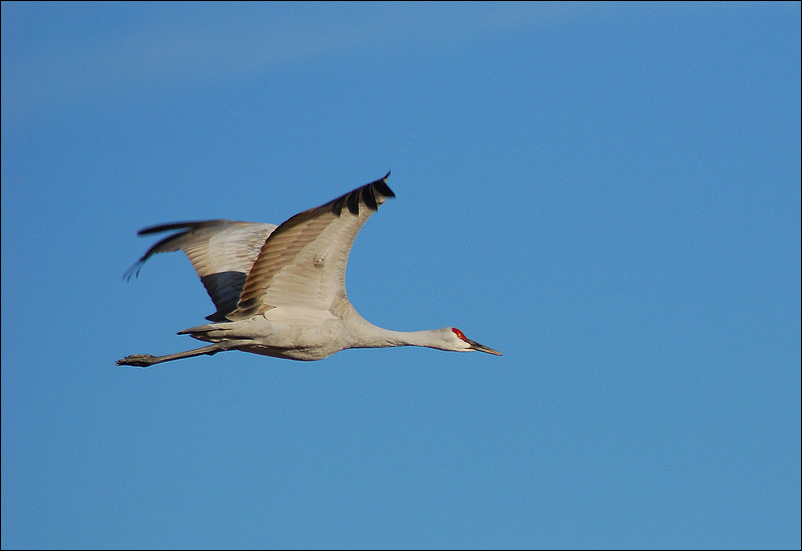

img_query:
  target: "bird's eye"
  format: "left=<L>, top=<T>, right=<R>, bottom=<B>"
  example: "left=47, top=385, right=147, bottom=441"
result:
left=452, top=328, right=468, bottom=342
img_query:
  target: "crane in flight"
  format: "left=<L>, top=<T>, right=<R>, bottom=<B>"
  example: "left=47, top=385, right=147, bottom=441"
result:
left=117, top=173, right=501, bottom=366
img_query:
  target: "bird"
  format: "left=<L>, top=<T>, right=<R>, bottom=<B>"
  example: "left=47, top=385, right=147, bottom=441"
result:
left=117, top=173, right=501, bottom=367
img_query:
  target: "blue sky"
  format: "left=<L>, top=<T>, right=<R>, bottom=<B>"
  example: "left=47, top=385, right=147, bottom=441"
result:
left=2, top=2, right=800, bottom=549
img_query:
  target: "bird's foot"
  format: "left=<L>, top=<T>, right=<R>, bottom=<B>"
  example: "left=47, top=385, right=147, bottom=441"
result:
left=116, top=354, right=156, bottom=367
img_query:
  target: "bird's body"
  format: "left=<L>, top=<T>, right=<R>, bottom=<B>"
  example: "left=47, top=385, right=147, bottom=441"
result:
left=117, top=173, right=500, bottom=367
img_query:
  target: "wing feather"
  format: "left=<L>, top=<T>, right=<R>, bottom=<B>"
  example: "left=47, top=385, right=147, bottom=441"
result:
left=125, top=220, right=277, bottom=321
left=228, top=173, right=394, bottom=321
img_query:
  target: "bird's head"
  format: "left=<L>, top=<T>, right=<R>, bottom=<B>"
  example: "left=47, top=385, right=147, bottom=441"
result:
left=443, top=327, right=502, bottom=356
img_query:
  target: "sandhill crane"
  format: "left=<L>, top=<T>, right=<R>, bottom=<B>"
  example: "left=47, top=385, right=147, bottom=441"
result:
left=117, top=173, right=501, bottom=366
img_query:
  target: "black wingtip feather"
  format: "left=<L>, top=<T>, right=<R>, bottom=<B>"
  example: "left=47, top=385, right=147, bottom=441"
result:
left=327, top=173, right=395, bottom=217
left=374, top=171, right=395, bottom=199
left=362, top=185, right=378, bottom=211
left=374, top=179, right=395, bottom=199
left=331, top=196, right=345, bottom=216
left=136, top=220, right=228, bottom=236
left=347, top=190, right=360, bottom=215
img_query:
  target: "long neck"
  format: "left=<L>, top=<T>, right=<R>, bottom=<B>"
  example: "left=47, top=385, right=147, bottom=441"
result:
left=343, top=304, right=448, bottom=351
left=359, top=327, right=447, bottom=350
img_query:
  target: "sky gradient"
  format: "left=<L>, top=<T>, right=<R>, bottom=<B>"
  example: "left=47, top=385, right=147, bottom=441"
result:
left=2, top=2, right=800, bottom=549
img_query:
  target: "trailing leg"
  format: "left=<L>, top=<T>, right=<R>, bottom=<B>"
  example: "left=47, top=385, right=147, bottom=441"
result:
left=117, top=343, right=232, bottom=367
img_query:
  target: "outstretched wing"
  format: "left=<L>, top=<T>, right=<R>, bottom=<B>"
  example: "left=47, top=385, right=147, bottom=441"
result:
left=227, top=173, right=395, bottom=321
left=125, top=220, right=277, bottom=321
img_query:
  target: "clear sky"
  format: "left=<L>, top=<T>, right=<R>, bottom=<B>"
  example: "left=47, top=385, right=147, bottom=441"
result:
left=2, top=2, right=800, bottom=549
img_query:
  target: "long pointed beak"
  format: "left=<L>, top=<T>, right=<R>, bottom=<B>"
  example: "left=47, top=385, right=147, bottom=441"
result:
left=468, top=339, right=502, bottom=356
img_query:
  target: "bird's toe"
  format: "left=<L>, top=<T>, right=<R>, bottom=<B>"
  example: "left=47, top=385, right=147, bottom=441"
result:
left=117, top=354, right=155, bottom=367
